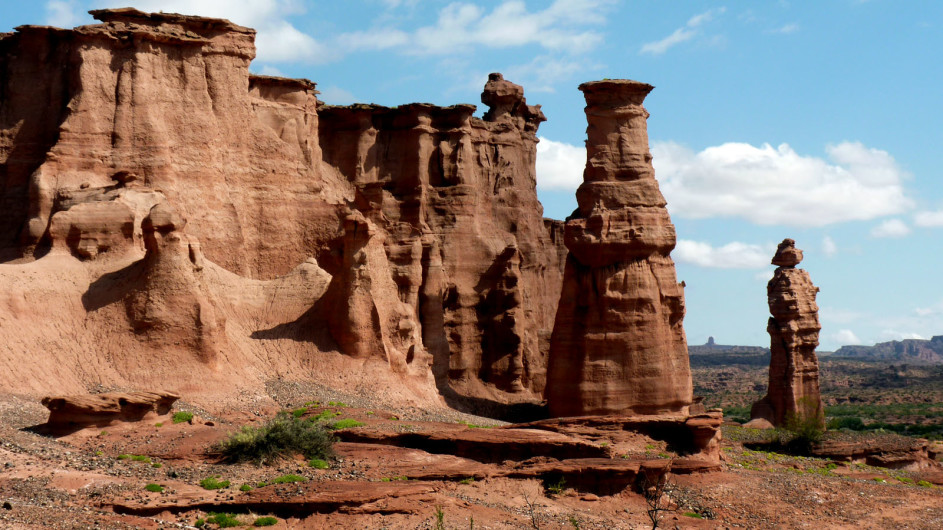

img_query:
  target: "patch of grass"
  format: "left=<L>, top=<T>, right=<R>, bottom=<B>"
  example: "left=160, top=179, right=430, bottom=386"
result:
left=206, top=512, right=241, bottom=528
left=239, top=484, right=252, bottom=492
left=172, top=411, right=194, bottom=424
left=434, top=505, right=446, bottom=530
left=327, top=401, right=348, bottom=407
left=683, top=512, right=704, bottom=519
left=918, top=480, right=934, bottom=488
left=329, top=419, right=365, bottom=430
left=130, top=455, right=151, bottom=463
left=458, top=421, right=491, bottom=429
left=199, top=476, right=231, bottom=490
left=154, top=422, right=163, bottom=428
left=270, top=474, right=307, bottom=485
left=144, top=483, right=164, bottom=493
left=544, top=476, right=566, bottom=495
left=381, top=476, right=408, bottom=482
left=309, top=458, right=329, bottom=469
left=459, top=477, right=475, bottom=485
left=292, top=407, right=308, bottom=418
left=214, top=412, right=335, bottom=465
left=308, top=410, right=342, bottom=422
left=151, top=462, right=162, bottom=469
left=94, top=450, right=103, bottom=456
left=99, top=430, right=107, bottom=437
left=194, top=518, right=205, bottom=528
left=117, top=454, right=130, bottom=460
left=254, top=516, right=278, bottom=527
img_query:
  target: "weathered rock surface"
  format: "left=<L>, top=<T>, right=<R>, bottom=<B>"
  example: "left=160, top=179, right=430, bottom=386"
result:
left=751, top=239, right=824, bottom=427
left=545, top=80, right=692, bottom=417
left=0, top=10, right=566, bottom=410
left=41, top=391, right=179, bottom=432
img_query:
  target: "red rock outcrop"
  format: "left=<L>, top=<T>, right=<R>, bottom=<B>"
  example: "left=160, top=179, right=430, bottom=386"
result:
left=545, top=80, right=692, bottom=417
left=751, top=239, right=825, bottom=427
left=0, top=10, right=566, bottom=410
left=41, top=391, right=179, bottom=433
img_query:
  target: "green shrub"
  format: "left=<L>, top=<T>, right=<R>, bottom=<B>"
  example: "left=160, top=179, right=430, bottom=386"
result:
left=154, top=422, right=164, bottom=428
left=918, top=480, right=934, bottom=488
left=254, top=516, right=278, bottom=527
left=144, top=483, right=164, bottom=493
left=117, top=454, right=130, bottom=460
left=214, top=412, right=335, bottom=465
left=199, top=476, right=231, bottom=490
left=309, top=458, right=329, bottom=469
left=130, top=455, right=151, bottom=463
left=239, top=484, right=252, bottom=492
left=544, top=476, right=566, bottom=495
left=329, top=419, right=365, bottom=430
left=827, top=416, right=865, bottom=431
left=194, top=518, right=205, bottom=528
left=327, top=401, right=347, bottom=407
left=459, top=477, right=474, bottom=485
left=172, top=411, right=194, bottom=424
left=291, top=407, right=308, bottom=418
left=270, top=474, right=306, bottom=484
left=683, top=512, right=703, bottom=519
left=206, top=512, right=241, bottom=528
left=151, top=462, right=162, bottom=468
left=785, top=398, right=825, bottom=454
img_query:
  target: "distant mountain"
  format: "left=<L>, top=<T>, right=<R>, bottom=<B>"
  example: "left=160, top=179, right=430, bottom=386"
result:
left=688, top=337, right=770, bottom=367
left=688, top=336, right=770, bottom=356
left=833, top=336, right=943, bottom=363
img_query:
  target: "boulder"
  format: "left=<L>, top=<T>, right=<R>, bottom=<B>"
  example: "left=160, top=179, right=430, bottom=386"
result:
left=41, top=391, right=179, bottom=432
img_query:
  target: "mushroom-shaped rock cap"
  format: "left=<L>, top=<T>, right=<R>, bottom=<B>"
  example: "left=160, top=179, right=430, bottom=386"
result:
left=142, top=202, right=187, bottom=234
left=578, top=79, right=654, bottom=107
left=771, top=238, right=803, bottom=267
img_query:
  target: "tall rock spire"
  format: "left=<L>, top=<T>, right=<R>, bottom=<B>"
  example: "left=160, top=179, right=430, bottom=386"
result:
left=546, top=80, right=693, bottom=417
left=751, top=238, right=825, bottom=427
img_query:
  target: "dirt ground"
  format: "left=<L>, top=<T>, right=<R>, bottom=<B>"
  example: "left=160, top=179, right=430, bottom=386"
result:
left=1, top=388, right=942, bottom=530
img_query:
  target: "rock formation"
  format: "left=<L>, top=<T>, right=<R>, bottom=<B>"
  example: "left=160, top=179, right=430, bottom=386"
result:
left=751, top=239, right=825, bottom=427
left=0, top=9, right=567, bottom=410
left=41, top=391, right=179, bottom=433
left=545, top=80, right=692, bottom=417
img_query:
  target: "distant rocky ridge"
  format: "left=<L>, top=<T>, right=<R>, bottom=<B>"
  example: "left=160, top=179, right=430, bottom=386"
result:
left=688, top=336, right=770, bottom=356
left=834, top=337, right=943, bottom=363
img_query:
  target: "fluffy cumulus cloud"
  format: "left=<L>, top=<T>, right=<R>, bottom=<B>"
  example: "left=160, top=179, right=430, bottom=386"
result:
left=653, top=141, right=913, bottom=227
left=914, top=210, right=943, bottom=227
left=870, top=218, right=910, bottom=238
left=831, top=329, right=862, bottom=346
left=640, top=7, right=725, bottom=55
left=99, top=0, right=331, bottom=63
left=673, top=240, right=773, bottom=269
left=342, top=0, right=612, bottom=55
left=535, top=137, right=585, bottom=190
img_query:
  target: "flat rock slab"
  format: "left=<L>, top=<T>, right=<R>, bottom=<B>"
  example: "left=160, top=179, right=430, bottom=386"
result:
left=334, top=442, right=492, bottom=481
left=40, top=391, right=180, bottom=434
left=105, top=480, right=437, bottom=517
left=336, top=427, right=609, bottom=463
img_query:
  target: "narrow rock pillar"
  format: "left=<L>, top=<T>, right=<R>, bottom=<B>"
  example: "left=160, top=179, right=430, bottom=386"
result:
left=751, top=239, right=825, bottom=427
left=546, top=80, right=692, bottom=417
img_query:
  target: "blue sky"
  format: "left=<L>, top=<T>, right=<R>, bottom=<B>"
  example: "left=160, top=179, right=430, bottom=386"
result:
left=4, top=1, right=942, bottom=350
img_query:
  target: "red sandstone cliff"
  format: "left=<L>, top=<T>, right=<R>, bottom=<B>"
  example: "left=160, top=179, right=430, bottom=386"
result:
left=751, top=239, right=825, bottom=427
left=545, top=80, right=693, bottom=417
left=0, top=10, right=565, bottom=411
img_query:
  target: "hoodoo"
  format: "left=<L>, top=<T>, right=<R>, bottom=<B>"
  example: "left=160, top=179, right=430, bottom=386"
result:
left=545, top=80, right=693, bottom=417
left=751, top=239, right=825, bottom=427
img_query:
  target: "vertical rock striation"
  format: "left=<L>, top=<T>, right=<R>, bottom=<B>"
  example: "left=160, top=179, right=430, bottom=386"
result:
left=546, top=80, right=692, bottom=417
left=751, top=239, right=825, bottom=427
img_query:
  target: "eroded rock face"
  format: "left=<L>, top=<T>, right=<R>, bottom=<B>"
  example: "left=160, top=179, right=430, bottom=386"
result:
left=751, top=239, right=825, bottom=427
left=0, top=10, right=565, bottom=409
left=41, top=391, right=179, bottom=433
left=545, top=80, right=692, bottom=417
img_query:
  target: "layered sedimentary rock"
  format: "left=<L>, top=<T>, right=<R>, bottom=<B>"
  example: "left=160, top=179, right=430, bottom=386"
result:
left=0, top=10, right=565, bottom=408
left=545, top=80, right=692, bottom=417
left=41, top=391, right=179, bottom=433
left=751, top=239, right=825, bottom=427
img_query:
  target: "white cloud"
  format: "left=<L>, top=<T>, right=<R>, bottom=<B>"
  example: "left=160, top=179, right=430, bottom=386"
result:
left=536, top=137, right=585, bottom=190
left=914, top=210, right=943, bottom=227
left=822, top=235, right=837, bottom=257
left=870, top=218, right=910, bottom=238
left=878, top=329, right=926, bottom=341
left=832, top=329, right=862, bottom=346
left=100, top=0, right=331, bottom=63
left=640, top=7, right=725, bottom=55
left=674, top=240, right=773, bottom=269
left=317, top=85, right=358, bottom=105
left=45, top=0, right=85, bottom=28
left=653, top=140, right=913, bottom=227
left=768, top=23, right=799, bottom=34
left=348, top=0, right=611, bottom=56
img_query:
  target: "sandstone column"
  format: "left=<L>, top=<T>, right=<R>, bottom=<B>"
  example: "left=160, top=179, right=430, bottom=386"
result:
left=545, top=80, right=692, bottom=417
left=751, top=239, right=825, bottom=427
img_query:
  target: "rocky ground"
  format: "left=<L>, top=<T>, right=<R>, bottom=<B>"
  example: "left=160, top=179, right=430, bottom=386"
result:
left=1, top=387, right=943, bottom=529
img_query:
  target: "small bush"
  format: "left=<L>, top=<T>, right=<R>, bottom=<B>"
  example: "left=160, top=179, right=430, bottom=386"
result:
left=117, top=454, right=130, bottom=460
left=214, top=412, right=335, bottom=465
left=144, top=483, right=164, bottom=493
left=194, top=518, right=205, bottom=528
left=270, top=474, right=306, bottom=485
left=199, top=476, right=231, bottom=490
left=173, top=411, right=194, bottom=424
left=154, top=422, right=164, bottom=428
left=459, top=477, right=474, bottom=485
left=130, top=455, right=151, bottom=463
left=683, top=512, right=704, bottom=519
left=206, top=512, right=241, bottom=528
left=327, top=401, right=347, bottom=407
left=254, top=516, right=279, bottom=527
left=309, top=458, right=329, bottom=469
left=291, top=407, right=308, bottom=419
left=918, top=480, right=934, bottom=488
left=152, top=462, right=162, bottom=469
left=239, top=484, right=252, bottom=492
left=544, top=476, right=566, bottom=495
left=329, top=418, right=365, bottom=430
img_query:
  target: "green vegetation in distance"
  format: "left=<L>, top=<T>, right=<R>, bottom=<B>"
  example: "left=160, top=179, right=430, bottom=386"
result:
left=172, top=411, right=194, bottom=424
left=144, top=483, right=163, bottom=493
left=309, top=458, right=329, bottom=469
left=199, top=476, right=231, bottom=490
left=254, top=516, right=279, bottom=527
left=214, top=411, right=335, bottom=465
left=329, top=418, right=365, bottom=430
